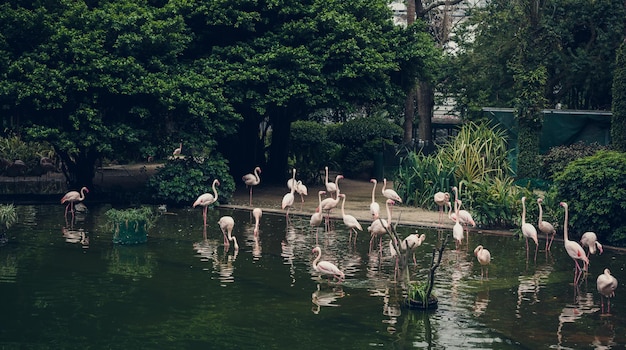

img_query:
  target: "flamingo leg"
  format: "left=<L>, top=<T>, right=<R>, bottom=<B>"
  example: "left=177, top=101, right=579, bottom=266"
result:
left=249, top=188, right=253, bottom=206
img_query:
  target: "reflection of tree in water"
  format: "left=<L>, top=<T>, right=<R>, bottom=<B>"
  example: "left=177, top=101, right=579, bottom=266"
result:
left=311, top=284, right=344, bottom=314
left=0, top=254, right=18, bottom=283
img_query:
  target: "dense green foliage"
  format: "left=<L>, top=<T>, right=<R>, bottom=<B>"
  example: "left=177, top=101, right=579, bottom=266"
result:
left=552, top=150, right=626, bottom=246
left=289, top=120, right=338, bottom=184
left=0, top=135, right=56, bottom=176
left=612, top=41, right=626, bottom=152
left=449, top=0, right=625, bottom=115
left=0, top=204, right=18, bottom=230
left=541, top=141, right=608, bottom=180
left=146, top=156, right=234, bottom=206
left=328, top=116, right=402, bottom=179
left=396, top=151, right=455, bottom=208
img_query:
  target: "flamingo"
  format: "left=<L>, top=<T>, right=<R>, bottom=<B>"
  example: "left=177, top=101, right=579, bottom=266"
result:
left=193, top=179, right=220, bottom=227
left=218, top=215, right=236, bottom=248
left=560, top=202, right=589, bottom=285
left=324, top=166, right=338, bottom=198
left=312, top=246, right=345, bottom=282
left=434, top=191, right=450, bottom=225
left=382, top=178, right=402, bottom=203
left=451, top=186, right=476, bottom=241
left=452, top=199, right=464, bottom=250
left=61, top=187, right=89, bottom=217
left=580, top=231, right=603, bottom=257
left=474, top=245, right=491, bottom=279
left=242, top=166, right=261, bottom=206
left=339, top=193, right=363, bottom=243
left=294, top=180, right=308, bottom=206
left=369, top=179, right=380, bottom=219
left=402, top=233, right=426, bottom=265
left=521, top=197, right=539, bottom=262
left=173, top=142, right=182, bottom=155
left=281, top=168, right=297, bottom=222
left=310, top=191, right=326, bottom=244
left=368, top=199, right=394, bottom=253
left=596, top=268, right=618, bottom=314
left=252, top=208, right=262, bottom=236
left=537, top=198, right=556, bottom=251
left=319, top=175, right=344, bottom=221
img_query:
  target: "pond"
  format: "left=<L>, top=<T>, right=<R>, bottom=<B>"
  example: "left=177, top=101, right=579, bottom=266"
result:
left=0, top=204, right=624, bottom=349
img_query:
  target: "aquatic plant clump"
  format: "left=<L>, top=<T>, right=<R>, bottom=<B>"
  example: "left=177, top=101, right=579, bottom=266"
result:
left=106, top=207, right=155, bottom=244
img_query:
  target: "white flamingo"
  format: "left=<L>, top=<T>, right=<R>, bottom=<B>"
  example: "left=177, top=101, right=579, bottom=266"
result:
left=580, top=231, right=603, bottom=257
left=324, top=166, right=338, bottom=198
left=339, top=193, right=363, bottom=243
left=370, top=179, right=380, bottom=219
left=281, top=169, right=297, bottom=222
left=309, top=191, right=326, bottom=244
left=401, top=233, right=426, bottom=265
left=382, top=178, right=402, bottom=203
left=61, top=187, right=89, bottom=217
left=252, top=208, right=262, bottom=236
left=474, top=245, right=491, bottom=279
left=434, top=191, right=450, bottom=225
left=537, top=198, right=556, bottom=251
left=452, top=199, right=464, bottom=250
left=218, top=215, right=237, bottom=249
left=521, top=197, right=539, bottom=262
left=560, top=202, right=589, bottom=285
left=242, top=166, right=261, bottom=206
left=173, top=142, right=182, bottom=155
left=596, top=268, right=618, bottom=314
left=312, top=246, right=345, bottom=282
left=368, top=199, right=394, bottom=253
left=193, top=179, right=220, bottom=227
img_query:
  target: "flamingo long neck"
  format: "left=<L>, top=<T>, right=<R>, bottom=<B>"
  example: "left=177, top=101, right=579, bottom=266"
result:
left=312, top=249, right=321, bottom=269
left=317, top=191, right=324, bottom=210
left=522, top=199, right=527, bottom=225
left=334, top=175, right=342, bottom=195
left=212, top=181, right=219, bottom=201
left=254, top=167, right=260, bottom=181
left=563, top=205, right=570, bottom=242
left=538, top=201, right=543, bottom=223
left=341, top=195, right=346, bottom=216
left=386, top=201, right=392, bottom=224
left=325, top=167, right=329, bottom=184
left=382, top=179, right=387, bottom=194
left=371, top=180, right=377, bottom=202
left=454, top=200, right=460, bottom=223
left=79, top=187, right=87, bottom=200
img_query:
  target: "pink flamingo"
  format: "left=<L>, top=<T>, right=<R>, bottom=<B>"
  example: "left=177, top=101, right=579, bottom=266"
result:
left=452, top=199, right=464, bottom=250
left=382, top=178, right=402, bottom=203
left=252, top=208, right=262, bottom=236
left=324, top=166, right=338, bottom=198
left=173, top=142, right=182, bottom=155
left=451, top=186, right=476, bottom=242
left=521, top=197, right=539, bottom=262
left=434, top=191, right=450, bottom=225
left=218, top=215, right=238, bottom=250
left=537, top=198, right=556, bottom=251
left=339, top=193, right=363, bottom=243
left=281, top=168, right=297, bottom=222
left=242, top=166, right=261, bottom=206
left=596, top=268, right=618, bottom=314
left=401, top=232, right=426, bottom=265
left=560, top=202, right=589, bottom=285
left=369, top=179, right=380, bottom=219
left=368, top=199, right=394, bottom=253
left=309, top=191, right=326, bottom=244
left=320, top=175, right=343, bottom=222
left=61, top=187, right=89, bottom=217
left=312, top=246, right=345, bottom=282
left=474, top=245, right=491, bottom=279
left=193, top=179, right=220, bottom=227
left=580, top=231, right=603, bottom=257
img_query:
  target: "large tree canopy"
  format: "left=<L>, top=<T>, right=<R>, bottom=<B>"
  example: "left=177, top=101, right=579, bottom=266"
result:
left=0, top=0, right=439, bottom=188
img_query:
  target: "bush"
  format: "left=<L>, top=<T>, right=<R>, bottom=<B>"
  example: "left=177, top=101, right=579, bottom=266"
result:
left=146, top=154, right=234, bottom=206
left=289, top=121, right=338, bottom=184
left=465, top=177, right=532, bottom=229
left=328, top=116, right=402, bottom=179
left=396, top=151, right=456, bottom=208
left=542, top=141, right=608, bottom=180
left=552, top=150, right=626, bottom=246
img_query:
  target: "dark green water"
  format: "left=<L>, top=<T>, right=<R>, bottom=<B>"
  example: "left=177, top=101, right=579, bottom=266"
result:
left=0, top=204, right=624, bottom=349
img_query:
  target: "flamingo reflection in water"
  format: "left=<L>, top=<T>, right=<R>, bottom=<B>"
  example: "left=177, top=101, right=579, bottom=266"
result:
left=515, top=264, right=553, bottom=319
left=311, top=284, right=345, bottom=314
left=62, top=227, right=89, bottom=249
left=556, top=291, right=598, bottom=348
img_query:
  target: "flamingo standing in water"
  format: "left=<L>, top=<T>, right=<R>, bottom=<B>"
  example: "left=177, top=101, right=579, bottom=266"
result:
left=310, top=191, right=326, bottom=244
left=193, top=179, right=220, bottom=227
left=521, top=197, right=539, bottom=262
left=339, top=194, right=363, bottom=243
left=401, top=232, right=426, bottom=265
left=281, top=168, right=297, bottom=222
left=324, top=166, right=338, bottom=198
left=368, top=199, right=394, bottom=253
left=434, top=191, right=450, bottom=226
left=474, top=245, right=491, bottom=279
left=596, top=268, right=618, bottom=314
left=452, top=199, right=464, bottom=250
left=451, top=186, right=476, bottom=242
left=369, top=179, right=380, bottom=219
left=320, top=175, right=343, bottom=224
left=560, top=202, right=589, bottom=285
left=242, top=166, right=261, bottom=206
left=580, top=231, right=603, bottom=257
left=537, top=198, right=556, bottom=251
left=312, top=246, right=345, bottom=282
left=218, top=215, right=238, bottom=250
left=61, top=187, right=89, bottom=217
left=252, top=208, right=262, bottom=236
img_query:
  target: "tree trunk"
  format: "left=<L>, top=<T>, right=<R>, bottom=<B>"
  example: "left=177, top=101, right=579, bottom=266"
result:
left=417, top=80, right=434, bottom=143
left=403, top=86, right=416, bottom=145
left=57, top=148, right=97, bottom=191
left=220, top=114, right=266, bottom=179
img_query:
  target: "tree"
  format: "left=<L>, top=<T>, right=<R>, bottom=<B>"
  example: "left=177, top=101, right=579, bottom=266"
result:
left=612, top=41, right=626, bottom=152
left=0, top=1, right=240, bottom=189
